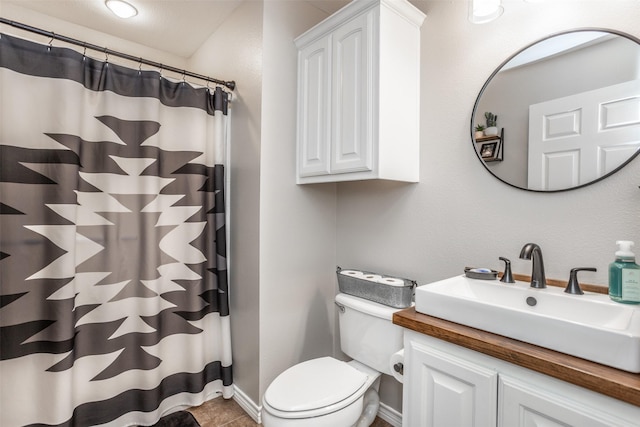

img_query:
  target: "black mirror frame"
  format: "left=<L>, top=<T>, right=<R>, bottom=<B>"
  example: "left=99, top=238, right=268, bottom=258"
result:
left=471, top=28, right=640, bottom=193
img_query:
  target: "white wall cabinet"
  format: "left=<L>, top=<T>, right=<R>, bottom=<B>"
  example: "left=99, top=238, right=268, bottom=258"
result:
left=403, top=331, right=640, bottom=427
left=295, top=0, right=425, bottom=184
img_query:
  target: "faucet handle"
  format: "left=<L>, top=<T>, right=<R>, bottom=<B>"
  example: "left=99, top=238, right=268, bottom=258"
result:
left=564, top=267, right=597, bottom=295
left=499, top=257, right=515, bottom=283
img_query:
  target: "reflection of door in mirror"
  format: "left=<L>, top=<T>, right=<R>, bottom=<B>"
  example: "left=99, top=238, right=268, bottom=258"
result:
left=473, top=30, right=640, bottom=192
left=528, top=79, right=640, bottom=191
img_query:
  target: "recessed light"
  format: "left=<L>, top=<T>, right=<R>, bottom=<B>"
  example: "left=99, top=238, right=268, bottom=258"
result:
left=105, top=0, right=138, bottom=19
left=469, top=0, right=503, bottom=24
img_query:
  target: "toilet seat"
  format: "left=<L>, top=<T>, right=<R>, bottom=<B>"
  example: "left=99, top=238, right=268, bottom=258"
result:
left=263, top=357, right=368, bottom=418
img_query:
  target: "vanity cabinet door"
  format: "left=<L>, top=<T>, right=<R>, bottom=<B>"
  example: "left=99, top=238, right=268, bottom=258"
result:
left=403, top=335, right=498, bottom=427
left=499, top=375, right=636, bottom=427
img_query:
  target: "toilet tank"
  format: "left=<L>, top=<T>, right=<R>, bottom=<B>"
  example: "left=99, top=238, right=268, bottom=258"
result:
left=336, top=293, right=404, bottom=375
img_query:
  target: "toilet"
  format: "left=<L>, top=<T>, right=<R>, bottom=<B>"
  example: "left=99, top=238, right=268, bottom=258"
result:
left=262, top=293, right=405, bottom=427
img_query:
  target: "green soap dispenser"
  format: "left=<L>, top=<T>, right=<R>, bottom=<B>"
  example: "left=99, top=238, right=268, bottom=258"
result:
left=609, top=240, right=640, bottom=304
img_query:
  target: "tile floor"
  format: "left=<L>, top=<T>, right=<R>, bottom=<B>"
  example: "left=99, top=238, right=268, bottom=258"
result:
left=187, top=396, right=394, bottom=427
left=187, top=397, right=255, bottom=427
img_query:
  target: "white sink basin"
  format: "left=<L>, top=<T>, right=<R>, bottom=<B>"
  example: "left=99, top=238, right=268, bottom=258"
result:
left=415, top=275, right=640, bottom=373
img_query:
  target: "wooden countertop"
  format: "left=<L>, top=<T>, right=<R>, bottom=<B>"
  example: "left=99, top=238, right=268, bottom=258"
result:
left=393, top=307, right=640, bottom=407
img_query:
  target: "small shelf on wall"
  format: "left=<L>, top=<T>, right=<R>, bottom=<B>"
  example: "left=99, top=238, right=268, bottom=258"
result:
left=475, top=128, right=504, bottom=162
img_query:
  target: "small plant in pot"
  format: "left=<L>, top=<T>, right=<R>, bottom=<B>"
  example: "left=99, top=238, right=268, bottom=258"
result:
left=484, top=112, right=498, bottom=136
left=474, top=124, right=485, bottom=139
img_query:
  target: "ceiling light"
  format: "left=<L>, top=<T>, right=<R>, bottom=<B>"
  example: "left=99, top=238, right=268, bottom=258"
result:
left=105, top=0, right=138, bottom=19
left=469, top=0, right=503, bottom=24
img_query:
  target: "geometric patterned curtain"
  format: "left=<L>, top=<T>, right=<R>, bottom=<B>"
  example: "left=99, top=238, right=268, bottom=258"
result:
left=0, top=33, right=232, bottom=427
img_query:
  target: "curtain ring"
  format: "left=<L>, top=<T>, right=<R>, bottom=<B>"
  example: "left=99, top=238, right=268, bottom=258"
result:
left=82, top=43, right=87, bottom=59
left=159, top=64, right=163, bottom=80
left=47, top=34, right=54, bottom=50
left=104, top=48, right=109, bottom=63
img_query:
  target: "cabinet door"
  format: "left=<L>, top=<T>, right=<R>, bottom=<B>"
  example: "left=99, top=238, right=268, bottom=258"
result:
left=499, top=375, right=631, bottom=427
left=297, top=36, right=331, bottom=178
left=330, top=10, right=374, bottom=174
left=404, top=338, right=498, bottom=427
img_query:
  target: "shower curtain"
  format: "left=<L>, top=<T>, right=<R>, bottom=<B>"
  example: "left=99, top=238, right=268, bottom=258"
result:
left=0, top=33, right=232, bottom=427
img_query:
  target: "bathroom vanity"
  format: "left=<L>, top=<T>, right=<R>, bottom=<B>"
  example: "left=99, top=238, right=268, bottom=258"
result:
left=393, top=308, right=640, bottom=427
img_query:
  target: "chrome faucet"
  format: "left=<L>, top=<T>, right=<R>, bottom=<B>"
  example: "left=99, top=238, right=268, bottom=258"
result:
left=519, top=243, right=547, bottom=289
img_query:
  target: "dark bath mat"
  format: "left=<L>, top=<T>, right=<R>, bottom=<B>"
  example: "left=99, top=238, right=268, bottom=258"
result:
left=150, top=410, right=200, bottom=427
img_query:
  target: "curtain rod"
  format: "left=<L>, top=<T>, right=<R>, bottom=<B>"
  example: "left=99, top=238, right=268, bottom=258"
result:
left=0, top=17, right=236, bottom=91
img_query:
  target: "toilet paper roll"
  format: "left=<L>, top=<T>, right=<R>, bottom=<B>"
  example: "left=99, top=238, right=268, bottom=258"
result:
left=340, top=270, right=364, bottom=278
left=389, top=349, right=404, bottom=383
left=362, top=274, right=383, bottom=282
left=377, top=277, right=405, bottom=287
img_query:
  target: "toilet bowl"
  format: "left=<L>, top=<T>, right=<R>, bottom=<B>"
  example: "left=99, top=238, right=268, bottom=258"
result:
left=262, top=293, right=404, bottom=427
left=262, top=358, right=380, bottom=427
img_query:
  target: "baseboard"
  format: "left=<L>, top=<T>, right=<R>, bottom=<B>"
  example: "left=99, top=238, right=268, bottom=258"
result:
left=232, top=385, right=262, bottom=424
left=377, top=401, right=402, bottom=427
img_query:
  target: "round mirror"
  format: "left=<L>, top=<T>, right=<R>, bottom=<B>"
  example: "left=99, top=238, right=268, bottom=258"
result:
left=471, top=29, right=640, bottom=192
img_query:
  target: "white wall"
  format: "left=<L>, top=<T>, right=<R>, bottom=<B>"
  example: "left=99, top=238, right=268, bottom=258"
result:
left=336, top=0, right=640, bottom=412
left=191, top=0, right=340, bottom=407
left=188, top=0, right=265, bottom=404
left=259, top=0, right=340, bottom=400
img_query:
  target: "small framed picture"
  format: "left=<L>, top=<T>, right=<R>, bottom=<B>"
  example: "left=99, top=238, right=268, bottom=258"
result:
left=480, top=142, right=498, bottom=159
